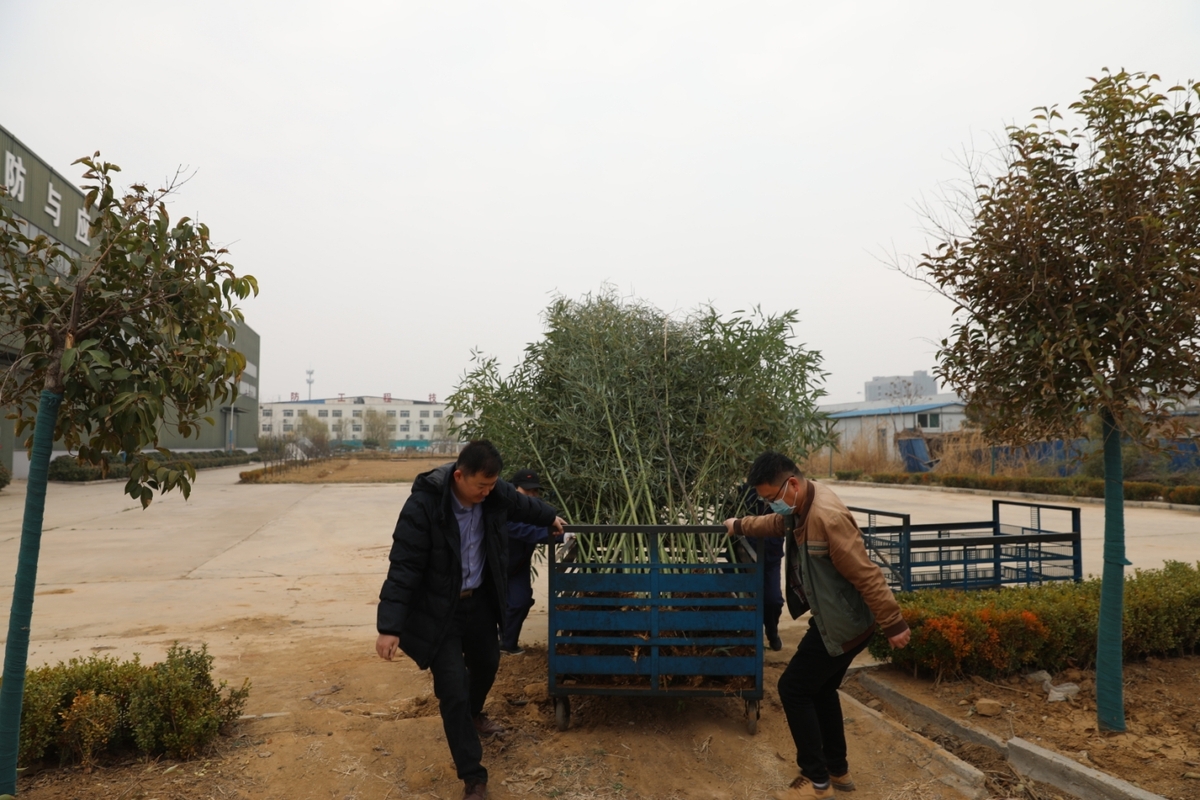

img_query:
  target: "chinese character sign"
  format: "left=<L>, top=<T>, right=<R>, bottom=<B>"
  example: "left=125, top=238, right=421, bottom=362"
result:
left=44, top=181, right=62, bottom=227
left=384, top=393, right=392, bottom=402
left=75, top=209, right=90, bottom=246
left=4, top=151, right=26, bottom=202
left=290, top=392, right=300, bottom=401
left=1, top=127, right=94, bottom=252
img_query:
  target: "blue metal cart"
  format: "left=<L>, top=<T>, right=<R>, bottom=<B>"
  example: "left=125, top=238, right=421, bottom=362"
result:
left=547, top=525, right=765, bottom=734
left=849, top=499, right=1083, bottom=591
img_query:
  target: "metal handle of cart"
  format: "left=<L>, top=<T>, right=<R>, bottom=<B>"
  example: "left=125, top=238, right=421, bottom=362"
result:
left=547, top=525, right=766, bottom=734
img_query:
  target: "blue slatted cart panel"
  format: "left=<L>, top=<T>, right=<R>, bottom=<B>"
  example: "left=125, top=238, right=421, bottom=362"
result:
left=547, top=526, right=764, bottom=705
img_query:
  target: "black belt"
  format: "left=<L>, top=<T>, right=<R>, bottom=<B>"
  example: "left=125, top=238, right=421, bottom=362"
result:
left=460, top=589, right=474, bottom=598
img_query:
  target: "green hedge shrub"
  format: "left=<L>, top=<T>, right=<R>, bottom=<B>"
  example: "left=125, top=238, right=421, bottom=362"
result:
left=0, top=463, right=10, bottom=492
left=1168, top=485, right=1200, bottom=505
left=48, top=451, right=253, bottom=482
left=20, top=644, right=249, bottom=767
left=869, top=561, right=1200, bottom=679
left=858, top=472, right=1190, bottom=503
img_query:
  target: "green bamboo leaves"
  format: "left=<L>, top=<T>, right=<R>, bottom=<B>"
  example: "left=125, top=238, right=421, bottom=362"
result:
left=449, top=289, right=833, bottom=530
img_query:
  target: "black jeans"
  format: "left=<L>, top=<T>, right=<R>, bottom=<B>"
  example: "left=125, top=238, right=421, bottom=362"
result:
left=428, top=592, right=501, bottom=784
left=777, top=622, right=870, bottom=783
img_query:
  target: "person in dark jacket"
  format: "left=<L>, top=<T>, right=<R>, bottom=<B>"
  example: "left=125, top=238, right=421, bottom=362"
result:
left=500, top=469, right=565, bottom=655
left=376, top=441, right=564, bottom=800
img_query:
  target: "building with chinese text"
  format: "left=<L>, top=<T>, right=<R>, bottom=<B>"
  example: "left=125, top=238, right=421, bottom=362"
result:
left=1, top=123, right=260, bottom=478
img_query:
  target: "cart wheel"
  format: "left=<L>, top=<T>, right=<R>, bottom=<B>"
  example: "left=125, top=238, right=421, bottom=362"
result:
left=555, top=697, right=571, bottom=732
left=745, top=700, right=760, bottom=736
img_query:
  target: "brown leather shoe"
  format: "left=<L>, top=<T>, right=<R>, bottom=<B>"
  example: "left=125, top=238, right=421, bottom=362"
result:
left=473, top=713, right=505, bottom=736
left=462, top=780, right=487, bottom=800
left=830, top=770, right=856, bottom=791
left=775, top=776, right=835, bottom=800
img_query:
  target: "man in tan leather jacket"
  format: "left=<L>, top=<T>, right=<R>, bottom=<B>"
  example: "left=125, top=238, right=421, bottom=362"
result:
left=725, top=452, right=910, bottom=800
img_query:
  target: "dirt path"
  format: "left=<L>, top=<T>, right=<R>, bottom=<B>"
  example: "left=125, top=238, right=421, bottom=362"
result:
left=0, top=471, right=992, bottom=798
left=20, top=633, right=975, bottom=799
left=254, top=455, right=452, bottom=484
left=846, top=659, right=1200, bottom=800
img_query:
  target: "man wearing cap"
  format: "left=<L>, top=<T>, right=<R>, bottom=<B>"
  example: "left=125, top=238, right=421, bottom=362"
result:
left=501, top=469, right=564, bottom=655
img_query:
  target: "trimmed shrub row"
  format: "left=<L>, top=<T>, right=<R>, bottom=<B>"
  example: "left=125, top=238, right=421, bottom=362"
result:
left=0, top=463, right=10, bottom=492
left=858, top=472, right=1200, bottom=504
left=238, top=458, right=322, bottom=483
left=21, top=644, right=249, bottom=768
left=48, top=450, right=253, bottom=482
left=868, top=561, right=1200, bottom=679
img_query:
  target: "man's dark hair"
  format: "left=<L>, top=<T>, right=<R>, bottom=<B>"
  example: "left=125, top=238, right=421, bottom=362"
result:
left=747, top=451, right=803, bottom=487
left=456, top=440, right=504, bottom=477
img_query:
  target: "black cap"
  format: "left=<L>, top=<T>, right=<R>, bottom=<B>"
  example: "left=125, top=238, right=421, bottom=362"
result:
left=510, top=469, right=542, bottom=490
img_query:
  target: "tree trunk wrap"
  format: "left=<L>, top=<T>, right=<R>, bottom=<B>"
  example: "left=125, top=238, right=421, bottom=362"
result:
left=1096, top=408, right=1129, bottom=732
left=0, top=390, right=63, bottom=794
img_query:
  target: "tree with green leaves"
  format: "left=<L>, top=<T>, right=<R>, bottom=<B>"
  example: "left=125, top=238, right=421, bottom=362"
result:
left=916, top=71, right=1200, bottom=731
left=0, top=156, right=257, bottom=792
left=448, top=289, right=833, bottom=526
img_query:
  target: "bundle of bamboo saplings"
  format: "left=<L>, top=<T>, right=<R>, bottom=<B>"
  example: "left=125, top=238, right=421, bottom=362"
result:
left=450, top=290, right=833, bottom=689
left=448, top=288, right=835, bottom=540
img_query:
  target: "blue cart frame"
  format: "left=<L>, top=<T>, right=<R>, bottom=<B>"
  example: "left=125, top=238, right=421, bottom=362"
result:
left=547, top=525, right=765, bottom=734
left=850, top=499, right=1083, bottom=591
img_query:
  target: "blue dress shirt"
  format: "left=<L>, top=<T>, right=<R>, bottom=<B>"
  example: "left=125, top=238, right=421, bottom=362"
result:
left=452, top=492, right=485, bottom=591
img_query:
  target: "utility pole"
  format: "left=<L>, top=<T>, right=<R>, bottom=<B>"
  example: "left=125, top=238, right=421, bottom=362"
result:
left=306, top=369, right=314, bottom=401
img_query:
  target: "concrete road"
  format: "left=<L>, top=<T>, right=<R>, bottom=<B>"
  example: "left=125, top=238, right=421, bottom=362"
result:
left=0, top=469, right=1195, bottom=668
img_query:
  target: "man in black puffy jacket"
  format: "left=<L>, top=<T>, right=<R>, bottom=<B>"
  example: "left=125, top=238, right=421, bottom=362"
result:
left=375, top=441, right=564, bottom=800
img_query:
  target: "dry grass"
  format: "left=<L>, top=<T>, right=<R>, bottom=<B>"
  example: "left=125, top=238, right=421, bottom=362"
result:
left=256, top=456, right=451, bottom=484
left=881, top=781, right=953, bottom=800
left=803, top=427, right=1061, bottom=479
left=802, top=430, right=900, bottom=477
left=931, top=429, right=1059, bottom=477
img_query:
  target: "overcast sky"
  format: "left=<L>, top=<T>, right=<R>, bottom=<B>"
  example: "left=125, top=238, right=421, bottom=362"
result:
left=3, top=2, right=1198, bottom=405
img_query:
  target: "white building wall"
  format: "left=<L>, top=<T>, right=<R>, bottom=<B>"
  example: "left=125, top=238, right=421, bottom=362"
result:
left=864, top=370, right=940, bottom=402
left=821, top=393, right=967, bottom=459
left=257, top=395, right=465, bottom=448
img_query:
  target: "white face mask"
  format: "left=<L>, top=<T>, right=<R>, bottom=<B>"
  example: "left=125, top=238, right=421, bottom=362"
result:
left=765, top=478, right=793, bottom=514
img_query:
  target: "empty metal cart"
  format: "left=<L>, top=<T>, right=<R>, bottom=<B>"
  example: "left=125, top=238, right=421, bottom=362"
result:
left=851, top=499, right=1083, bottom=591
left=547, top=525, right=765, bottom=734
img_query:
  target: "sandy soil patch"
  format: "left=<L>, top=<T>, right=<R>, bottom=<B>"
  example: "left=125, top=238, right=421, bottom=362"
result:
left=846, top=657, right=1200, bottom=800
left=18, top=634, right=971, bottom=800
left=255, top=456, right=452, bottom=484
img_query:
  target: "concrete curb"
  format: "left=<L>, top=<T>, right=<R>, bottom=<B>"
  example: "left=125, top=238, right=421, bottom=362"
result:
left=838, top=690, right=988, bottom=799
left=857, top=672, right=1007, bottom=754
left=854, top=671, right=1168, bottom=800
left=1007, top=738, right=1165, bottom=800
left=825, top=478, right=1200, bottom=513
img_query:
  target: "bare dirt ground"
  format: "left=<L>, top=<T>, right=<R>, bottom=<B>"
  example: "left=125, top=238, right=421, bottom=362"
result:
left=255, top=456, right=452, bottom=484
left=18, top=633, right=972, bottom=800
left=11, top=469, right=1194, bottom=799
left=845, top=657, right=1200, bottom=800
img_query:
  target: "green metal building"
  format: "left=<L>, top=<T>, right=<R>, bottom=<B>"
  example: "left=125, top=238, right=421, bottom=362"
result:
left=1, top=123, right=260, bottom=478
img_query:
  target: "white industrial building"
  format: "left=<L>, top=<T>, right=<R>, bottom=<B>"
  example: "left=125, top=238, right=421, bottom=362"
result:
left=863, top=370, right=940, bottom=402
left=258, top=395, right=464, bottom=450
left=821, top=391, right=967, bottom=459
